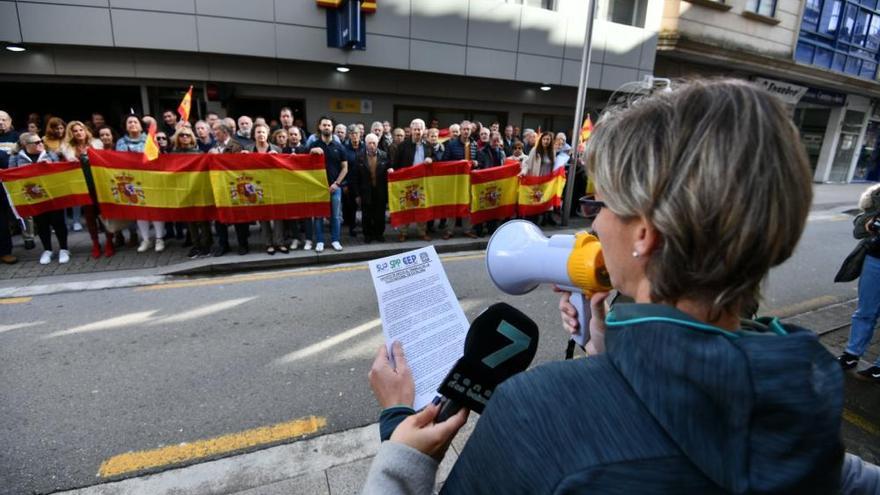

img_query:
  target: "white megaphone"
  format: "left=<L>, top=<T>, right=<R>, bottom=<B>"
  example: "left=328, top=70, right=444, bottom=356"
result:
left=486, top=220, right=611, bottom=346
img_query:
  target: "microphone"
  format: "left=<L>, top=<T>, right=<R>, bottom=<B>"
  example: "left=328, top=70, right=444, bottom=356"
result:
left=435, top=302, right=539, bottom=423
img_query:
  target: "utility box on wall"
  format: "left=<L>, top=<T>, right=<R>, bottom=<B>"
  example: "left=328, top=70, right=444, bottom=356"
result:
left=326, top=0, right=366, bottom=50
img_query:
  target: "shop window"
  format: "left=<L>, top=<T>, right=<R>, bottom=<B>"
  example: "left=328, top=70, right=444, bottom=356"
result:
left=746, top=0, right=777, bottom=17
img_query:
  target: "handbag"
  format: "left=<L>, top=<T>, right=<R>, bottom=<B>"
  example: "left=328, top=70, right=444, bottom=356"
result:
left=835, top=239, right=869, bottom=282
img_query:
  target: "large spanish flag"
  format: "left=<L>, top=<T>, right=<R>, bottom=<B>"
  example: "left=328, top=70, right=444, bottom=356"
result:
left=0, top=161, right=91, bottom=218
left=88, top=149, right=215, bottom=222
left=469, top=163, right=519, bottom=224
left=209, top=153, right=330, bottom=223
left=387, top=160, right=471, bottom=227
left=517, top=168, right=566, bottom=217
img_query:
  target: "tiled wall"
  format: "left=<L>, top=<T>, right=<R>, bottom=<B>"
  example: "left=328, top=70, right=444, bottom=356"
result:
left=0, top=0, right=658, bottom=90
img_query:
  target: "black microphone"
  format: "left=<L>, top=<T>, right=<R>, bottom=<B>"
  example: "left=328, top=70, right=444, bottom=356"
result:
left=435, top=302, right=539, bottom=423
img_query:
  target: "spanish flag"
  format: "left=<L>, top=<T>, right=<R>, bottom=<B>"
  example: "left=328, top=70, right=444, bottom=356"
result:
left=387, top=160, right=471, bottom=227
left=177, top=85, right=193, bottom=123
left=469, top=163, right=519, bottom=224
left=144, top=121, right=160, bottom=162
left=88, top=149, right=215, bottom=222
left=0, top=161, right=91, bottom=218
left=580, top=115, right=593, bottom=142
left=518, top=168, right=566, bottom=217
left=209, top=153, right=330, bottom=223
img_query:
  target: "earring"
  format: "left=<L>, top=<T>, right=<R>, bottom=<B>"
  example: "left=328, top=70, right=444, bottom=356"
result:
left=632, top=250, right=639, bottom=258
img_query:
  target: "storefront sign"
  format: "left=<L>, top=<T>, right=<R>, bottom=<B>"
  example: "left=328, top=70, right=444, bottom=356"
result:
left=800, top=88, right=846, bottom=106
left=329, top=98, right=373, bottom=114
left=754, top=77, right=808, bottom=105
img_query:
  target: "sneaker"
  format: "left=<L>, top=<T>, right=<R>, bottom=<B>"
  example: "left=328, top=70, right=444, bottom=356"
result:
left=331, top=241, right=343, bottom=251
left=72, top=222, right=83, bottom=232
left=303, top=240, right=313, bottom=251
left=290, top=239, right=300, bottom=250
left=137, top=240, right=152, bottom=253
left=856, top=366, right=880, bottom=383
left=315, top=242, right=324, bottom=253
left=58, top=249, right=70, bottom=264
left=211, top=245, right=229, bottom=257
left=155, top=239, right=165, bottom=252
left=39, top=250, right=53, bottom=265
left=838, top=352, right=859, bottom=371
left=187, top=247, right=201, bottom=259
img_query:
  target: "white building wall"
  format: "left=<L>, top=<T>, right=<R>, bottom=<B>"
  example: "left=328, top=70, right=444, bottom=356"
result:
left=0, top=0, right=660, bottom=91
left=661, top=0, right=802, bottom=56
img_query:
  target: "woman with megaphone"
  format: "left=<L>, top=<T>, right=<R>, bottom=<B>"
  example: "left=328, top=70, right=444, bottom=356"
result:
left=363, top=79, right=855, bottom=494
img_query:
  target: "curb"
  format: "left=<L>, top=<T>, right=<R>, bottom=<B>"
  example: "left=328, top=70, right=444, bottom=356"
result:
left=161, top=240, right=489, bottom=277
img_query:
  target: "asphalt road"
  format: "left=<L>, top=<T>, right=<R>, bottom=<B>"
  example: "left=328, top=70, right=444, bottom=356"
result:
left=0, top=213, right=860, bottom=494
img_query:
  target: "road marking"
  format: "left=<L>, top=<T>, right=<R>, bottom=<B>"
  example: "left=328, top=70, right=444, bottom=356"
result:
left=763, top=295, right=841, bottom=318
left=807, top=213, right=850, bottom=223
left=0, top=321, right=44, bottom=335
left=0, top=297, right=32, bottom=304
left=843, top=408, right=879, bottom=436
left=97, top=415, right=328, bottom=478
left=136, top=252, right=487, bottom=292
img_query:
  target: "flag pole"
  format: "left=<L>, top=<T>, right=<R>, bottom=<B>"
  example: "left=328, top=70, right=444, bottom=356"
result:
left=561, top=0, right=597, bottom=227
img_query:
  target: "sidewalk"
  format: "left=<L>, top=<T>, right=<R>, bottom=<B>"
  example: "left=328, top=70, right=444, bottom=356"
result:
left=0, top=182, right=865, bottom=286
left=58, top=298, right=880, bottom=495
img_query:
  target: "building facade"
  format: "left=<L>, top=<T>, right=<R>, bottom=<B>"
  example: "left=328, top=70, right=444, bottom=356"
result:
left=0, top=0, right=661, bottom=138
left=655, top=0, right=880, bottom=182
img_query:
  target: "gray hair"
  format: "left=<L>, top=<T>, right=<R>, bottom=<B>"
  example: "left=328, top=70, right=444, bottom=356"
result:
left=410, top=118, right=426, bottom=130
left=587, top=78, right=812, bottom=315
left=365, top=133, right=379, bottom=144
left=858, top=183, right=880, bottom=211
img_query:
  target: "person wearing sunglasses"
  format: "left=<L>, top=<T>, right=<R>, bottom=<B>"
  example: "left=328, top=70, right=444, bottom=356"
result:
left=364, top=80, right=845, bottom=494
left=9, top=133, right=69, bottom=265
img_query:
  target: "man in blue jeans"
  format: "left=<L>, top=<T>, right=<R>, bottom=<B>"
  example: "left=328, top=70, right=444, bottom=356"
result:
left=308, top=116, right=348, bottom=252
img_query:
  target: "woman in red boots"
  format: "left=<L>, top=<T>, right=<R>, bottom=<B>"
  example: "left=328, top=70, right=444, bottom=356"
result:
left=59, top=120, right=114, bottom=258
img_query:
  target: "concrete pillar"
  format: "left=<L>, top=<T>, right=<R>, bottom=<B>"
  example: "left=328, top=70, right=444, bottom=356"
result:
left=814, top=106, right=844, bottom=182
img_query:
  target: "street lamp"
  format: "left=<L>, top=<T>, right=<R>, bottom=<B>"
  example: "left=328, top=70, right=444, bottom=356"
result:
left=5, top=45, right=25, bottom=52
left=336, top=66, right=350, bottom=73
left=540, top=85, right=551, bottom=91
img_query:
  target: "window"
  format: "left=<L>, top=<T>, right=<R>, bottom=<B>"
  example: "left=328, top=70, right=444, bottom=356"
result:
left=607, top=0, right=647, bottom=27
left=796, top=0, right=880, bottom=80
left=746, top=0, right=776, bottom=16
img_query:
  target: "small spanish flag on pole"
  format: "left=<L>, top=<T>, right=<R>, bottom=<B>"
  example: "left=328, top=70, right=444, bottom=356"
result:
left=144, top=120, right=160, bottom=161
left=177, top=85, right=193, bottom=123
left=580, top=115, right=593, bottom=142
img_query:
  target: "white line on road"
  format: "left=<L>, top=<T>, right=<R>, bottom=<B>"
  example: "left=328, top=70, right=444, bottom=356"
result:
left=0, top=321, right=45, bottom=335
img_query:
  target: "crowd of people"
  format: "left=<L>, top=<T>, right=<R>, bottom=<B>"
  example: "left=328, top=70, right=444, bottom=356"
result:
left=0, top=108, right=581, bottom=266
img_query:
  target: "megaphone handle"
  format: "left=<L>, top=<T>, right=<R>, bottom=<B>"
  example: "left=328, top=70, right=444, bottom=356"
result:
left=571, top=292, right=592, bottom=347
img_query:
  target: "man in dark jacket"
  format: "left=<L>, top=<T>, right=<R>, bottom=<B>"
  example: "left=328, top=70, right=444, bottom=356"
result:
left=352, top=134, right=389, bottom=243
left=389, top=119, right=435, bottom=242
left=209, top=123, right=249, bottom=255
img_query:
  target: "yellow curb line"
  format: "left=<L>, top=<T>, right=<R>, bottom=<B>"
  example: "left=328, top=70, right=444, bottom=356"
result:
left=843, top=408, right=879, bottom=436
left=0, top=297, right=32, bottom=304
left=97, top=415, right=327, bottom=478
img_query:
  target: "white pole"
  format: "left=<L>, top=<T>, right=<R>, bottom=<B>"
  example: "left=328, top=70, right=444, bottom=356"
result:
left=561, top=0, right=598, bottom=226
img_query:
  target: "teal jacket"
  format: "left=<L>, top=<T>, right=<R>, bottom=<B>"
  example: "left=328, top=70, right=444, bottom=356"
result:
left=367, top=304, right=846, bottom=494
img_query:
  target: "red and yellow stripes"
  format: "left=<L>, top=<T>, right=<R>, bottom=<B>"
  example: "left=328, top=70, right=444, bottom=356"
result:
left=0, top=161, right=91, bottom=218
left=470, top=163, right=519, bottom=224
left=388, top=160, right=471, bottom=227
left=518, top=167, right=566, bottom=217
left=209, top=153, right=329, bottom=223
left=89, top=149, right=215, bottom=221
left=87, top=150, right=330, bottom=222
